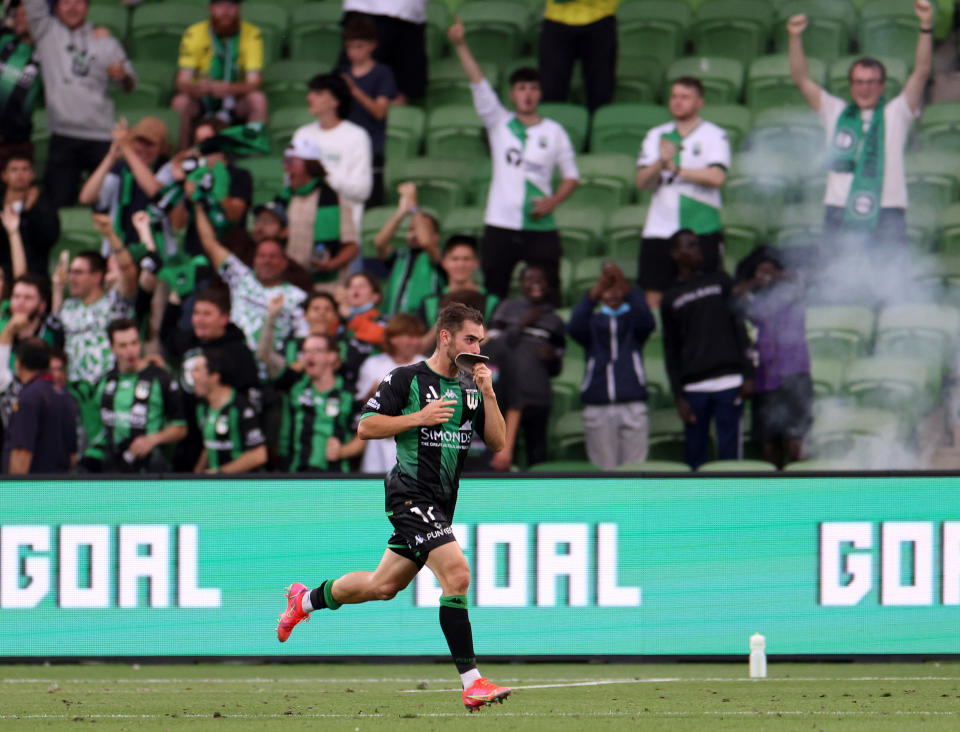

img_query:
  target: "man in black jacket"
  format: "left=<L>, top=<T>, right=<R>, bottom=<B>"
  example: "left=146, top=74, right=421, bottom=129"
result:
left=662, top=230, right=754, bottom=469
left=160, top=285, right=260, bottom=470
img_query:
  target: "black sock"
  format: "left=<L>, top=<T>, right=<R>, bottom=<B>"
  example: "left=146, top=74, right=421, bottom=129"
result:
left=309, top=580, right=341, bottom=611
left=439, top=595, right=476, bottom=673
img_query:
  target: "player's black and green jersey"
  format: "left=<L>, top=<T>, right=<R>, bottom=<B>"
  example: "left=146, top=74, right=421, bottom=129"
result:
left=0, top=28, right=41, bottom=143
left=196, top=388, right=265, bottom=471
left=85, top=364, right=185, bottom=463
left=419, top=287, right=500, bottom=327
left=360, top=361, right=485, bottom=512
left=0, top=303, right=64, bottom=372
left=275, top=370, right=355, bottom=472
left=279, top=332, right=362, bottom=393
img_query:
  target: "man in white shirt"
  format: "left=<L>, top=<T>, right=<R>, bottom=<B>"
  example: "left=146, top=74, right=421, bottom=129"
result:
left=341, top=0, right=427, bottom=104
left=448, top=18, right=579, bottom=305
left=292, top=73, right=372, bottom=240
left=636, top=77, right=730, bottom=310
left=787, top=0, right=933, bottom=246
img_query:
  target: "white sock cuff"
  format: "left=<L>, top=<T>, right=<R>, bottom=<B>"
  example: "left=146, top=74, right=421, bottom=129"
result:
left=460, top=668, right=482, bottom=688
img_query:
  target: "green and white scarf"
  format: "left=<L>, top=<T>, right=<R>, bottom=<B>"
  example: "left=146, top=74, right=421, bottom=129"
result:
left=203, top=32, right=239, bottom=114
left=830, top=98, right=886, bottom=231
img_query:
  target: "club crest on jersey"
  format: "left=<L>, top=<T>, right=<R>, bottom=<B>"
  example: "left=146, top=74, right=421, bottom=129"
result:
left=538, top=136, right=548, bottom=148
left=134, top=381, right=150, bottom=400
left=325, top=398, right=340, bottom=417
left=693, top=142, right=702, bottom=155
left=851, top=192, right=878, bottom=218
left=465, top=388, right=479, bottom=410
left=216, top=416, right=229, bottom=435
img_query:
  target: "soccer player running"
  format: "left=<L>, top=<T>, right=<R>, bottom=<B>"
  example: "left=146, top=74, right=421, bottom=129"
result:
left=276, top=302, right=511, bottom=712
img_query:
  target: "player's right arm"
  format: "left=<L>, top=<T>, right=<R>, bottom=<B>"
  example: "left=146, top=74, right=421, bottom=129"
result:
left=448, top=17, right=484, bottom=85
left=787, top=14, right=823, bottom=112
left=358, top=399, right=456, bottom=440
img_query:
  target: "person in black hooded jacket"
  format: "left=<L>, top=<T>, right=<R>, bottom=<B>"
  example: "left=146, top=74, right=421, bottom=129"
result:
left=160, top=285, right=260, bottom=470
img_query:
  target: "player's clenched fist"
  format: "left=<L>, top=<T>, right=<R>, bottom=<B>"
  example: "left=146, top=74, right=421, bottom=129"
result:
left=418, top=398, right=456, bottom=426
left=472, top=363, right=494, bottom=395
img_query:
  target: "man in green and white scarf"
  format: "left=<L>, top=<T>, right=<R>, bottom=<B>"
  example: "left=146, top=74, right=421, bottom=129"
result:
left=171, top=0, right=267, bottom=150
left=787, top=0, right=933, bottom=243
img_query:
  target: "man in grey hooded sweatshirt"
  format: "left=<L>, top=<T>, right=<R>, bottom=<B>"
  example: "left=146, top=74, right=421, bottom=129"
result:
left=25, top=0, right=136, bottom=209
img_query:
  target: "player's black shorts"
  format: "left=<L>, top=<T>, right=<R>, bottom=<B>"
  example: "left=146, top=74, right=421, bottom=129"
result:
left=386, top=499, right=457, bottom=568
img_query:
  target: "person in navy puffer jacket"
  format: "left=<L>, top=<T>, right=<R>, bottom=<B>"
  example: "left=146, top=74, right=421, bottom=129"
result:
left=567, top=263, right=656, bottom=469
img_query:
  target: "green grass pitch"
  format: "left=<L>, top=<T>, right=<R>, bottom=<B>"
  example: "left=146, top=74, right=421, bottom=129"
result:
left=3, top=662, right=960, bottom=730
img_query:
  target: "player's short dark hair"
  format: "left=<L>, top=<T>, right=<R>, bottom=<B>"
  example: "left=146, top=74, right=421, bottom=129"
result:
left=107, top=317, right=140, bottom=345
left=509, top=66, right=540, bottom=86
left=15, top=337, right=50, bottom=372
left=195, top=286, right=231, bottom=315
left=347, top=271, right=382, bottom=297
left=202, top=346, right=234, bottom=387
left=308, top=73, right=352, bottom=119
left=669, top=228, right=701, bottom=251
left=12, top=273, right=49, bottom=303
left=444, top=234, right=479, bottom=255
left=672, top=76, right=704, bottom=97
left=436, top=301, right=484, bottom=336
left=305, top=291, right=338, bottom=313
left=441, top=288, right=487, bottom=315
left=75, top=250, right=107, bottom=276
left=343, top=17, right=377, bottom=43
left=849, top=57, right=887, bottom=84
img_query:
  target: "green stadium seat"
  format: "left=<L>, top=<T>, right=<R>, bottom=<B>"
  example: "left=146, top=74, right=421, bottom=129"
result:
left=724, top=153, right=791, bottom=229
left=771, top=204, right=823, bottom=248
left=565, top=153, right=637, bottom=211
left=805, top=305, right=875, bottom=361
left=665, top=57, right=745, bottom=105
left=782, top=458, right=866, bottom=471
left=643, top=353, right=671, bottom=409
left=425, top=1, right=450, bottom=60
left=427, top=57, right=500, bottom=109
left=613, top=55, right=665, bottom=104
left=441, top=206, right=485, bottom=240
left=88, top=5, right=128, bottom=43
left=690, top=0, right=775, bottom=66
left=360, top=205, right=407, bottom=258
left=268, top=106, right=315, bottom=151
left=874, top=303, right=960, bottom=367
left=937, top=203, right=960, bottom=254
left=721, top=204, right=765, bottom=264
left=289, top=4, right=344, bottom=67
left=614, top=459, right=690, bottom=472
left=604, top=205, right=649, bottom=259
left=553, top=207, right=606, bottom=262
left=539, top=103, right=590, bottom=152
left=386, top=158, right=475, bottom=220
left=457, top=1, right=531, bottom=62
left=261, top=61, right=317, bottom=110
left=425, top=105, right=488, bottom=160
left=810, top=356, right=847, bottom=397
left=617, top=0, right=693, bottom=65
left=123, top=60, right=178, bottom=107
left=842, top=355, right=936, bottom=415
left=30, top=109, right=49, bottom=175
left=386, top=105, right=427, bottom=162
left=697, top=459, right=777, bottom=472
left=906, top=203, right=940, bottom=252
left=904, top=151, right=960, bottom=212
left=128, top=3, right=206, bottom=61
left=700, top=104, right=753, bottom=150
left=805, top=402, right=904, bottom=463
left=918, top=102, right=960, bottom=152
left=859, top=0, right=932, bottom=69
left=234, top=156, right=284, bottom=205
left=772, top=0, right=858, bottom=63
left=647, top=407, right=687, bottom=462
left=57, top=206, right=102, bottom=252
left=589, top=104, right=671, bottom=156
left=241, top=3, right=288, bottom=63
left=548, top=409, right=588, bottom=461
left=827, top=55, right=908, bottom=100
left=742, top=106, right=824, bottom=162
left=746, top=55, right=827, bottom=111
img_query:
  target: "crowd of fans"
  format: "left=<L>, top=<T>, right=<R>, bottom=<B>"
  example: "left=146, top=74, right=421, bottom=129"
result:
left=0, top=0, right=947, bottom=474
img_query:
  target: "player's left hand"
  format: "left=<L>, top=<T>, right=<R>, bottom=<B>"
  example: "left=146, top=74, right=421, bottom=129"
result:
left=473, top=362, right=493, bottom=394
left=530, top=196, right=555, bottom=218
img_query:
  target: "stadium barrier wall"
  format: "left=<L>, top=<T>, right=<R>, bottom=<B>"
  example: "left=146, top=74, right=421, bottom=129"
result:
left=2, top=474, right=960, bottom=657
